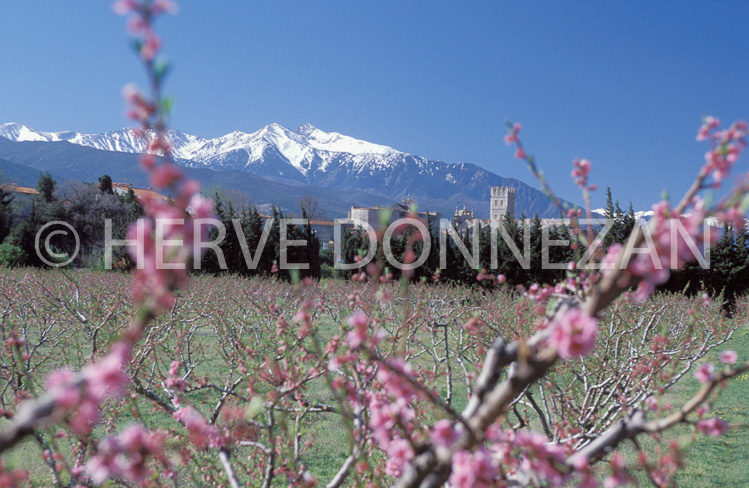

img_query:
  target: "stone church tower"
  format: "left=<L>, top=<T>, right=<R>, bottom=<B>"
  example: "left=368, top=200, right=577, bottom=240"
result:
left=490, top=186, right=516, bottom=221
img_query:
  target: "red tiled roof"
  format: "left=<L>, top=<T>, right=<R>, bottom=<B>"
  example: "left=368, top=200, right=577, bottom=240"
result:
left=2, top=184, right=39, bottom=195
left=112, top=183, right=169, bottom=202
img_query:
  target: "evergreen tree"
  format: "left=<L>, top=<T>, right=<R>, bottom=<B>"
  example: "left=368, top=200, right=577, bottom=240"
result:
left=602, top=187, right=618, bottom=247
left=37, top=172, right=56, bottom=203
left=200, top=193, right=226, bottom=273
left=0, top=184, right=14, bottom=242
left=302, top=208, right=321, bottom=280
left=528, top=214, right=544, bottom=284
left=498, top=209, right=525, bottom=285
left=99, top=175, right=114, bottom=195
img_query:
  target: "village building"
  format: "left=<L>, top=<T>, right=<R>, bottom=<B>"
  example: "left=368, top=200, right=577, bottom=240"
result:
left=346, top=197, right=441, bottom=230
left=489, top=186, right=516, bottom=221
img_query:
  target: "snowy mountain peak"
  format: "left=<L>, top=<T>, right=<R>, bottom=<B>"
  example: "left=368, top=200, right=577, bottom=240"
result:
left=294, top=124, right=400, bottom=156
left=0, top=121, right=408, bottom=179
left=0, top=123, right=56, bottom=142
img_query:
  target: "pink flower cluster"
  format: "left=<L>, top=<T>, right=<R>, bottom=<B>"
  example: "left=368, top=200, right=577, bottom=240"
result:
left=385, top=438, right=414, bottom=477
left=165, top=360, right=185, bottom=391
left=116, top=1, right=213, bottom=312
left=173, top=406, right=224, bottom=449
left=625, top=198, right=715, bottom=301
left=367, top=359, right=418, bottom=473
left=504, top=122, right=526, bottom=159
left=449, top=448, right=497, bottom=488
left=693, top=362, right=715, bottom=384
left=548, top=308, right=598, bottom=359
left=504, top=430, right=569, bottom=486
left=697, top=117, right=747, bottom=186
left=696, top=417, right=727, bottom=437
left=0, top=461, right=28, bottom=488
left=572, top=158, right=597, bottom=191
left=45, top=341, right=132, bottom=434
left=86, top=424, right=170, bottom=484
left=114, top=0, right=178, bottom=61
left=431, top=419, right=460, bottom=448
left=451, top=428, right=573, bottom=487
left=345, top=312, right=369, bottom=348
left=719, top=350, right=738, bottom=364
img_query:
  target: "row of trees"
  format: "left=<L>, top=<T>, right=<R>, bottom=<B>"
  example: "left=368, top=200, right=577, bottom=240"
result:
left=0, top=173, right=142, bottom=268
left=0, top=173, right=323, bottom=279
left=199, top=193, right=321, bottom=281
left=2, top=174, right=747, bottom=300
left=338, top=187, right=749, bottom=304
left=337, top=187, right=637, bottom=287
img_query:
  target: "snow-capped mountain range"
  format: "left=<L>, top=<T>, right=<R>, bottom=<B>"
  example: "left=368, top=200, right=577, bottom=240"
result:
left=591, top=208, right=732, bottom=229
left=0, top=122, right=401, bottom=175
left=0, top=122, right=569, bottom=218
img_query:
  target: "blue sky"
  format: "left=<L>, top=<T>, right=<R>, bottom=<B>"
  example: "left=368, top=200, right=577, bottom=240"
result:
left=0, top=1, right=747, bottom=210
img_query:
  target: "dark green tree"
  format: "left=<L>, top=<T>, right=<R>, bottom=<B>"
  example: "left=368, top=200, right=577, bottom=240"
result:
left=0, top=184, right=14, bottom=242
left=99, top=174, right=114, bottom=195
left=37, top=172, right=56, bottom=203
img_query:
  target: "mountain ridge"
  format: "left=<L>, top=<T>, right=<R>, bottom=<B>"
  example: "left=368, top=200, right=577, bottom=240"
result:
left=0, top=122, right=571, bottom=219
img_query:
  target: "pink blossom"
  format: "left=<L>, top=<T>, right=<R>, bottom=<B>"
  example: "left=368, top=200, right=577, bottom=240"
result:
left=140, top=33, right=162, bottom=61
left=45, top=368, right=80, bottom=408
left=86, top=425, right=167, bottom=484
left=449, top=450, right=478, bottom=488
left=86, top=442, right=122, bottom=484
left=696, top=417, right=727, bottom=437
left=693, top=363, right=715, bottom=384
left=449, top=449, right=497, bottom=488
left=548, top=309, right=598, bottom=359
left=346, top=312, right=369, bottom=329
left=385, top=438, right=413, bottom=477
left=601, top=243, right=623, bottom=276
left=697, top=118, right=747, bottom=185
left=173, top=406, right=223, bottom=448
left=696, top=405, right=709, bottom=418
left=368, top=394, right=414, bottom=448
left=112, top=0, right=139, bottom=15
left=645, top=396, right=659, bottom=412
left=431, top=419, right=459, bottom=448
left=83, top=341, right=132, bottom=402
left=150, top=163, right=182, bottom=188
left=126, top=15, right=150, bottom=35
left=377, top=359, right=415, bottom=399
left=327, top=356, right=341, bottom=372
left=512, top=431, right=568, bottom=484
left=504, top=122, right=522, bottom=145
left=571, top=158, right=592, bottom=189
left=345, top=312, right=369, bottom=348
left=626, top=198, right=715, bottom=301
left=719, top=350, right=738, bottom=365
left=70, top=400, right=101, bottom=435
left=168, top=360, right=180, bottom=376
